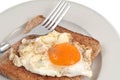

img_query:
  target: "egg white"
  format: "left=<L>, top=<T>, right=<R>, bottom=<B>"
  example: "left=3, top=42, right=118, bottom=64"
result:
left=9, top=30, right=93, bottom=78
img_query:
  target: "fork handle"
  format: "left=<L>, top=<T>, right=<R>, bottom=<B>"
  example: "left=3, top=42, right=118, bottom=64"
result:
left=0, top=42, right=11, bottom=54
left=0, top=33, right=28, bottom=54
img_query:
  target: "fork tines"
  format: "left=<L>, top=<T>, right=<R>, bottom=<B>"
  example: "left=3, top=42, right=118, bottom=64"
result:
left=42, top=0, right=71, bottom=30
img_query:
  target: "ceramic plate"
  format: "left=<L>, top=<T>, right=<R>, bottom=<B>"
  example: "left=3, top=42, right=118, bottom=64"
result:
left=0, top=0, right=120, bottom=80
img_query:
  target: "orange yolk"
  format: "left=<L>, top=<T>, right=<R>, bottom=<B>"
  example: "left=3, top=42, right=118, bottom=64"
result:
left=48, top=43, right=81, bottom=66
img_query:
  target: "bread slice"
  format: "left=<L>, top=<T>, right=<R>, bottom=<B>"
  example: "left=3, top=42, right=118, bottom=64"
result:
left=0, top=15, right=101, bottom=80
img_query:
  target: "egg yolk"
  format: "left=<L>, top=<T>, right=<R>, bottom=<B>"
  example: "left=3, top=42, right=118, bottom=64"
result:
left=48, top=43, right=81, bottom=66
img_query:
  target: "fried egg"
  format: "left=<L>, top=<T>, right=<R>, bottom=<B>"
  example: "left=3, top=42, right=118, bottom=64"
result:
left=9, top=30, right=93, bottom=77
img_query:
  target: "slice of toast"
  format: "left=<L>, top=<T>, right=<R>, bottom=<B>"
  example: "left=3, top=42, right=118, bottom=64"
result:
left=0, top=15, right=101, bottom=80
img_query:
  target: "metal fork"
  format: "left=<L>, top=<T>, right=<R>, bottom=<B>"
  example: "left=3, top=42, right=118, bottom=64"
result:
left=0, top=0, right=71, bottom=53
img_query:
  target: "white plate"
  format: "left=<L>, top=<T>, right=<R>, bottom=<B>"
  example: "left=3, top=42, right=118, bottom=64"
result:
left=0, top=0, right=120, bottom=80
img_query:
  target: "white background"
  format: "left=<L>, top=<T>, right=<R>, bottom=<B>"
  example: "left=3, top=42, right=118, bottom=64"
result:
left=0, top=0, right=120, bottom=35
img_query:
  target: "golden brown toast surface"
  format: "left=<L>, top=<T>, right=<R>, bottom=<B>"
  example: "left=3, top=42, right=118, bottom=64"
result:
left=0, top=15, right=101, bottom=80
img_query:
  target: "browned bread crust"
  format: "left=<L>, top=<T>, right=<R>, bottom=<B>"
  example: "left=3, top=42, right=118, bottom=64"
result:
left=0, top=15, right=101, bottom=80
